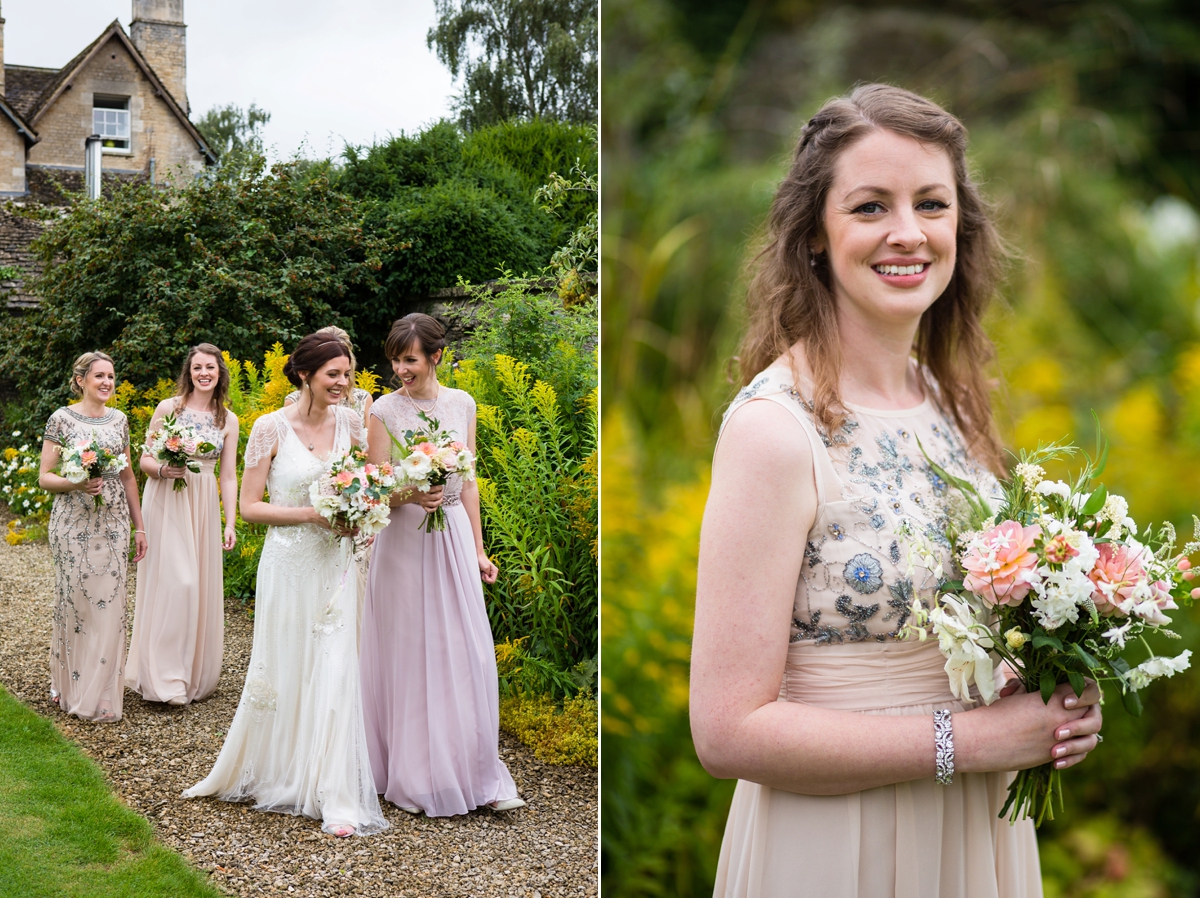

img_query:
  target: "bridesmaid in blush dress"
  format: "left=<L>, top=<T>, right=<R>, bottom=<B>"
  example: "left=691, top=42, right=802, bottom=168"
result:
left=38, top=351, right=148, bottom=722
left=691, top=85, right=1103, bottom=897
left=126, top=344, right=239, bottom=705
left=360, top=313, right=524, bottom=817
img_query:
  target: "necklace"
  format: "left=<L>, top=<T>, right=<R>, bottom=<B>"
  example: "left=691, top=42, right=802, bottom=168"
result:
left=293, top=407, right=328, bottom=452
left=402, top=382, right=440, bottom=415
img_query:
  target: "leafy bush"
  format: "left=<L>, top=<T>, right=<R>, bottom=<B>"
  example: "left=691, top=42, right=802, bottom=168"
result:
left=454, top=353, right=597, bottom=694
left=336, top=119, right=596, bottom=334
left=0, top=159, right=384, bottom=432
left=452, top=274, right=598, bottom=417
left=498, top=690, right=598, bottom=767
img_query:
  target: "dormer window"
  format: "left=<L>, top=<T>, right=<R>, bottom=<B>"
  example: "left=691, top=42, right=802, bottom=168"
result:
left=93, top=96, right=131, bottom=152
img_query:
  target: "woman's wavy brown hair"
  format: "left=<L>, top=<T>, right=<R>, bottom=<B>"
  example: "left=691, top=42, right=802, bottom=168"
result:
left=738, top=83, right=1005, bottom=473
left=174, top=343, right=231, bottom=429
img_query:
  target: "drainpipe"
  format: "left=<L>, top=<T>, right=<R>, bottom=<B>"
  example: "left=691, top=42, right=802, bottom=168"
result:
left=84, top=134, right=102, bottom=200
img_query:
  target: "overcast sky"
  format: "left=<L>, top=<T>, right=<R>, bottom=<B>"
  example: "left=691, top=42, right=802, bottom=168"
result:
left=2, top=0, right=458, bottom=159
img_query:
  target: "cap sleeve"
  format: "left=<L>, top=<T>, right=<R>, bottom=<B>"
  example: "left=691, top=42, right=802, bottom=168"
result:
left=244, top=412, right=283, bottom=469
left=42, top=409, right=67, bottom=446
left=340, top=405, right=366, bottom=450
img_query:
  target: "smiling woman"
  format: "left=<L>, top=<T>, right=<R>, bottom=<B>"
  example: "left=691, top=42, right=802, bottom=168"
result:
left=690, top=84, right=1103, bottom=897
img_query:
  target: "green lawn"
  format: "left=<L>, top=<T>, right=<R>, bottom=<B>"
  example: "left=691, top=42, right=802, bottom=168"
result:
left=0, top=686, right=223, bottom=898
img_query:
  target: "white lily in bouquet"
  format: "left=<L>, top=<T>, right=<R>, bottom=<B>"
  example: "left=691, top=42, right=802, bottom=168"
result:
left=904, top=431, right=1200, bottom=825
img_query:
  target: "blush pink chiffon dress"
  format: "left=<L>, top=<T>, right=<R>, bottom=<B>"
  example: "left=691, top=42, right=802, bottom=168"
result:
left=712, top=366, right=1042, bottom=898
left=359, top=387, right=519, bottom=816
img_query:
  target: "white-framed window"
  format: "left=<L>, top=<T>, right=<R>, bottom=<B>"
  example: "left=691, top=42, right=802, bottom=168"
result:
left=93, top=96, right=131, bottom=152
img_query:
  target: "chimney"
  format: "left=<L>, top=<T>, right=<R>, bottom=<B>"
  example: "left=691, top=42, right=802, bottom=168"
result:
left=130, top=0, right=187, bottom=114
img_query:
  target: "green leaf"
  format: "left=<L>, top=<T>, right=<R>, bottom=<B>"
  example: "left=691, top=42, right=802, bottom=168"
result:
left=1081, top=483, right=1107, bottom=516
left=1039, top=670, right=1056, bottom=704
left=1071, top=643, right=1102, bottom=669
left=1067, top=670, right=1086, bottom=697
left=1109, top=656, right=1131, bottom=676
left=1032, top=634, right=1064, bottom=652
left=1121, top=687, right=1143, bottom=716
left=940, top=580, right=964, bottom=592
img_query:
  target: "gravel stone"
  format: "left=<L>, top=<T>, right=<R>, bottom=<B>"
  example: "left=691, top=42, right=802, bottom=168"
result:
left=0, top=529, right=598, bottom=897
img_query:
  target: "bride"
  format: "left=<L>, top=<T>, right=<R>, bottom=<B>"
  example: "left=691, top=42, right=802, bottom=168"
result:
left=183, top=333, right=387, bottom=837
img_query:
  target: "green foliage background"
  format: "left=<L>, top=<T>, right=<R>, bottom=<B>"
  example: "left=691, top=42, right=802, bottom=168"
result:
left=0, top=119, right=597, bottom=434
left=602, top=1, right=1200, bottom=895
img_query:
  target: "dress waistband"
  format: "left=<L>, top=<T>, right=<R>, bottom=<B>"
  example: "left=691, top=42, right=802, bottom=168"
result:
left=442, top=493, right=461, bottom=507
left=191, top=459, right=218, bottom=474
left=778, top=638, right=963, bottom=712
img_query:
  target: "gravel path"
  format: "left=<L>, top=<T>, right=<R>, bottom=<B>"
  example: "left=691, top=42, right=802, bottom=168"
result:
left=0, top=530, right=597, bottom=897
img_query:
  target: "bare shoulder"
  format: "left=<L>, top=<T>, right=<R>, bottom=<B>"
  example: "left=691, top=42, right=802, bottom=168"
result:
left=715, top=397, right=813, bottom=479
left=153, top=398, right=177, bottom=417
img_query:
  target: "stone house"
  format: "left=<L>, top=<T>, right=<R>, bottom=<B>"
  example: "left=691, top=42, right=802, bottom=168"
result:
left=0, top=0, right=213, bottom=199
left=0, top=0, right=213, bottom=305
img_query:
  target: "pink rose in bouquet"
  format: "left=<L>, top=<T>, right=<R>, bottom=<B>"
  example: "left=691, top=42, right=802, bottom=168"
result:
left=961, top=521, right=1042, bottom=606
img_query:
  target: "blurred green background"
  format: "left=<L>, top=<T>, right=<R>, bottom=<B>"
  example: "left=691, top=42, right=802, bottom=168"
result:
left=601, top=1, right=1200, bottom=895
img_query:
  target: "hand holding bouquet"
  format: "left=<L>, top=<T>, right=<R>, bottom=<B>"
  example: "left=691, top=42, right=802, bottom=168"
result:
left=144, top=413, right=216, bottom=492
left=309, top=447, right=399, bottom=557
left=382, top=411, right=475, bottom=532
left=59, top=431, right=129, bottom=508
left=904, top=434, right=1199, bottom=825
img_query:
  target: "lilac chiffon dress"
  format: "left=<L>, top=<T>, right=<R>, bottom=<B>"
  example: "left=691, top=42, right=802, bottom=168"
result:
left=360, top=388, right=519, bottom=816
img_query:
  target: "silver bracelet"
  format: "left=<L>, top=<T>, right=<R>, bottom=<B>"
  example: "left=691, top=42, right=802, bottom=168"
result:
left=158, top=463, right=166, bottom=479
left=933, top=709, right=955, bottom=785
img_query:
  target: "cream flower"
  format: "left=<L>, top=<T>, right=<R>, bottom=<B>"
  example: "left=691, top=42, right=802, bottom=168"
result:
left=1127, top=651, right=1192, bottom=690
left=929, top=595, right=997, bottom=705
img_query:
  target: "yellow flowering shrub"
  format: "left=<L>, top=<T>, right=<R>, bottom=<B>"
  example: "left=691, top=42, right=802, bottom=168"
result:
left=499, top=691, right=597, bottom=767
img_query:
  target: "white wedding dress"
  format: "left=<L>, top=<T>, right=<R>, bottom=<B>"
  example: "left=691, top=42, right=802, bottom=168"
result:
left=183, top=407, right=387, bottom=836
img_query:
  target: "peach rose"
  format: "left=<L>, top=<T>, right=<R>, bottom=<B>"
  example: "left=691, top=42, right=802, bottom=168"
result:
left=335, top=470, right=355, bottom=487
left=80, top=450, right=98, bottom=467
left=961, top=520, right=1042, bottom=607
left=1088, top=543, right=1146, bottom=616
left=416, top=441, right=438, bottom=457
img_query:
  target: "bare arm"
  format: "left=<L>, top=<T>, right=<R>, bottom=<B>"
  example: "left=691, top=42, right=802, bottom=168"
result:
left=38, top=439, right=93, bottom=495
left=690, top=401, right=1102, bottom=795
left=120, top=444, right=148, bottom=562
left=219, top=413, right=239, bottom=550
left=461, top=413, right=496, bottom=583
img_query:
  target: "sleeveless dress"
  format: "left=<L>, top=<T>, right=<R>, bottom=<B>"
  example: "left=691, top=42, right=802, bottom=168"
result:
left=359, top=388, right=520, bottom=816
left=44, top=406, right=132, bottom=722
left=712, top=367, right=1041, bottom=898
left=126, top=405, right=226, bottom=704
left=183, top=406, right=387, bottom=836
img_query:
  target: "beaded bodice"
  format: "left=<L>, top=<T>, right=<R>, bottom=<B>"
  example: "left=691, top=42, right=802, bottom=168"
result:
left=720, top=366, right=997, bottom=647
left=370, top=387, right=474, bottom=503
left=174, top=405, right=224, bottom=460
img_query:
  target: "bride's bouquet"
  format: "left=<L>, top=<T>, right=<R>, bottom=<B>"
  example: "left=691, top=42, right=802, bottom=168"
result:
left=381, top=411, right=475, bottom=533
left=144, top=413, right=217, bottom=492
left=58, top=432, right=128, bottom=508
left=309, top=447, right=399, bottom=557
left=903, top=434, right=1200, bottom=825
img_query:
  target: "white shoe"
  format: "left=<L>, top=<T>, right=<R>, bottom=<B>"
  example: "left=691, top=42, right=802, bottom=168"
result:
left=487, top=797, right=526, bottom=811
left=397, top=805, right=421, bottom=815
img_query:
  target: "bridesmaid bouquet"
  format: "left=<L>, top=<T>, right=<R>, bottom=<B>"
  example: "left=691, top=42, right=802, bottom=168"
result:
left=309, top=447, right=399, bottom=556
left=58, top=432, right=128, bottom=508
left=903, top=434, right=1200, bottom=825
left=381, top=411, right=476, bottom=533
left=144, top=413, right=216, bottom=492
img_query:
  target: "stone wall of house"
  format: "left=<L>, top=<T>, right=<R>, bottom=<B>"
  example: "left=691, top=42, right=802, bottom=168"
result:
left=0, top=117, right=25, bottom=195
left=27, top=32, right=203, bottom=178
